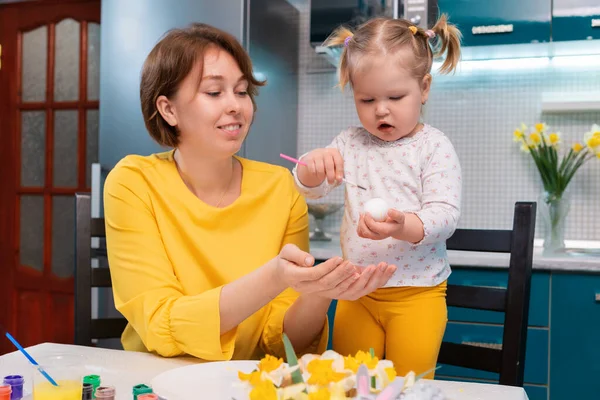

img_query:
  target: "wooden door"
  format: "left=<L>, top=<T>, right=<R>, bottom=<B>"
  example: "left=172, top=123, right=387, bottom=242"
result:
left=0, top=0, right=100, bottom=354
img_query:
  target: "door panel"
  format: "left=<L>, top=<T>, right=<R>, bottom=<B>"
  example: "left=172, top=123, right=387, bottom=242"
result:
left=0, top=0, right=100, bottom=354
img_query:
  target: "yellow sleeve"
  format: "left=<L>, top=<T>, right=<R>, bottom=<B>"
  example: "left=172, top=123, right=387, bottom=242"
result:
left=260, top=178, right=329, bottom=357
left=103, top=165, right=237, bottom=360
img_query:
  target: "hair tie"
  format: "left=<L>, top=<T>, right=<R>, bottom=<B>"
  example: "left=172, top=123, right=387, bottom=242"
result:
left=408, top=26, right=418, bottom=35
left=425, top=30, right=436, bottom=39
left=344, top=35, right=352, bottom=47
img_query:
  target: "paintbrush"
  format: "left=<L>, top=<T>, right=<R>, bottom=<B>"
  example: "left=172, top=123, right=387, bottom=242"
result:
left=0, top=322, right=59, bottom=386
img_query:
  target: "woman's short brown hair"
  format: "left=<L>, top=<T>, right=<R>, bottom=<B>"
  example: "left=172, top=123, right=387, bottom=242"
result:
left=140, top=23, right=265, bottom=148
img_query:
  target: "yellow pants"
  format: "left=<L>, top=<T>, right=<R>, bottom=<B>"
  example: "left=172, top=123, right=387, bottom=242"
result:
left=332, top=281, right=447, bottom=379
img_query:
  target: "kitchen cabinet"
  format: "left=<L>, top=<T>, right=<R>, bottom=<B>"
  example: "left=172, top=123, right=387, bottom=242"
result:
left=549, top=272, right=600, bottom=399
left=436, top=0, right=551, bottom=47
left=552, top=0, right=600, bottom=41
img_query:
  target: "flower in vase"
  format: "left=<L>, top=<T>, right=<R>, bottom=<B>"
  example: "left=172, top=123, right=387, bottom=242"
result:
left=512, top=123, right=599, bottom=253
left=572, top=143, right=584, bottom=153
left=545, top=132, right=561, bottom=146
left=513, top=123, right=527, bottom=142
left=528, top=132, right=542, bottom=147
left=534, top=123, right=549, bottom=133
left=512, top=123, right=599, bottom=197
left=584, top=124, right=600, bottom=157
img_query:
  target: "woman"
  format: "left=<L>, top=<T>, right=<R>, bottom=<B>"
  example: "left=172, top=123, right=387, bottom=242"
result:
left=103, top=23, right=397, bottom=361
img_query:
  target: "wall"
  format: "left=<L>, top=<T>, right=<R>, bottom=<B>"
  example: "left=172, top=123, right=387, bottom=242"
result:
left=98, top=0, right=245, bottom=169
left=296, top=1, right=600, bottom=240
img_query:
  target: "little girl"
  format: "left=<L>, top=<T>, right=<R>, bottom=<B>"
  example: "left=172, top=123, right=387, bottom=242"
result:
left=293, top=15, right=462, bottom=378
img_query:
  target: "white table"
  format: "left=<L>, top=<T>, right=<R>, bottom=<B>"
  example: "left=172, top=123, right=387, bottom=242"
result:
left=0, top=343, right=529, bottom=399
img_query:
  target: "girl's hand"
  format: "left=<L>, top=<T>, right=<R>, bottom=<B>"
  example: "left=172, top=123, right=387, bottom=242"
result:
left=296, top=148, right=344, bottom=188
left=357, top=209, right=406, bottom=240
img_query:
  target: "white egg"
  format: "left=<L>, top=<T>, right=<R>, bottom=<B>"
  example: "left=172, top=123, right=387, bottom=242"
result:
left=364, top=198, right=389, bottom=222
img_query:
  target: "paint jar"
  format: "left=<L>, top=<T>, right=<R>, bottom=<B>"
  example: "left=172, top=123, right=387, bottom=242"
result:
left=2, top=376, right=24, bottom=400
left=132, top=384, right=152, bottom=400
left=95, top=386, right=115, bottom=400
left=137, top=395, right=158, bottom=400
left=82, top=375, right=100, bottom=398
left=81, top=383, right=93, bottom=400
left=0, top=385, right=12, bottom=400
left=32, top=353, right=85, bottom=400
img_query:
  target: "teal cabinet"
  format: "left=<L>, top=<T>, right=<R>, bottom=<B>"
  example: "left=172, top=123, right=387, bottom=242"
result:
left=549, top=272, right=600, bottom=399
left=437, top=0, right=551, bottom=47
left=552, top=0, right=600, bottom=41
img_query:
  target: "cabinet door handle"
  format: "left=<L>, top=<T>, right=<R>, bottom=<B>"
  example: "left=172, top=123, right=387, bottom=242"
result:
left=595, top=293, right=600, bottom=302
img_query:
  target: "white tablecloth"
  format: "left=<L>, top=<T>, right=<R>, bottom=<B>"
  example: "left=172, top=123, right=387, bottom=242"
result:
left=0, top=343, right=529, bottom=400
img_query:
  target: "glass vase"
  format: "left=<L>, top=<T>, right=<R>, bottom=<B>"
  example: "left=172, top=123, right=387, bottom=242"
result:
left=539, top=190, right=570, bottom=255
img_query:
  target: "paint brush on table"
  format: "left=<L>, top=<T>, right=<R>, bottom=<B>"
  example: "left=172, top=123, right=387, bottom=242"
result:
left=0, top=323, right=59, bottom=386
left=279, top=153, right=367, bottom=191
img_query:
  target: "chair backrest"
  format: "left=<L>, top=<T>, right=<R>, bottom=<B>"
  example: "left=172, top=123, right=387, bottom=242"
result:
left=74, top=193, right=127, bottom=346
left=437, top=201, right=536, bottom=387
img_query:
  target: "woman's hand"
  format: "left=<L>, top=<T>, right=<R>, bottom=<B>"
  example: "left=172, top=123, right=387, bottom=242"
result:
left=274, top=244, right=397, bottom=301
left=274, top=244, right=358, bottom=296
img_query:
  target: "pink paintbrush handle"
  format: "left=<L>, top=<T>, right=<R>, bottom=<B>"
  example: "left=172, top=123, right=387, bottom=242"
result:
left=280, top=153, right=308, bottom=166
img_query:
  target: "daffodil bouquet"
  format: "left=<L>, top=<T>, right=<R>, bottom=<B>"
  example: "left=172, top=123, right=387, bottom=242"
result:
left=513, top=123, right=600, bottom=198
left=236, top=334, right=445, bottom=399
left=513, top=123, right=600, bottom=253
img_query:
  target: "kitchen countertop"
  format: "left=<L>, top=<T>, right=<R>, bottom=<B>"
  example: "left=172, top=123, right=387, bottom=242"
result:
left=309, top=236, right=600, bottom=272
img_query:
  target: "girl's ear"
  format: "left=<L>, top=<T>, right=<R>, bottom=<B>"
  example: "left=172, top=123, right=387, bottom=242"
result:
left=421, top=74, right=432, bottom=105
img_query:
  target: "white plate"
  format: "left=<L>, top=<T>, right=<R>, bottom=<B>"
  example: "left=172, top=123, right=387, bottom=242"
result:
left=151, top=360, right=259, bottom=400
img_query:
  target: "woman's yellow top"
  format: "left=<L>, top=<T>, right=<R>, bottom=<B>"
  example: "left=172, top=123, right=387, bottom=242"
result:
left=103, top=151, right=327, bottom=361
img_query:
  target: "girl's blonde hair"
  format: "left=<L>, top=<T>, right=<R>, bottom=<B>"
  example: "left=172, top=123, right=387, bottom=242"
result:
left=323, top=14, right=461, bottom=89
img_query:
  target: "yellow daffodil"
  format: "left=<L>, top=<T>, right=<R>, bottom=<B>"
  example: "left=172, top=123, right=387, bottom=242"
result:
left=239, top=370, right=263, bottom=386
left=343, top=355, right=360, bottom=373
left=513, top=123, right=528, bottom=142
left=520, top=142, right=531, bottom=153
left=513, top=129, right=524, bottom=142
left=529, top=132, right=541, bottom=146
left=588, top=136, right=600, bottom=148
left=353, top=350, right=380, bottom=370
left=385, top=367, right=397, bottom=382
left=343, top=350, right=380, bottom=389
left=584, top=124, right=600, bottom=151
left=547, top=132, right=561, bottom=146
left=535, top=123, right=548, bottom=133
left=306, top=359, right=347, bottom=385
left=258, top=355, right=284, bottom=373
left=249, top=379, right=278, bottom=400
left=572, top=143, right=583, bottom=153
left=246, top=355, right=297, bottom=387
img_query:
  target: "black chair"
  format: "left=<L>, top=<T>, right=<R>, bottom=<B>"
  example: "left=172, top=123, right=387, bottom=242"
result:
left=437, top=201, right=536, bottom=387
left=74, top=193, right=127, bottom=346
